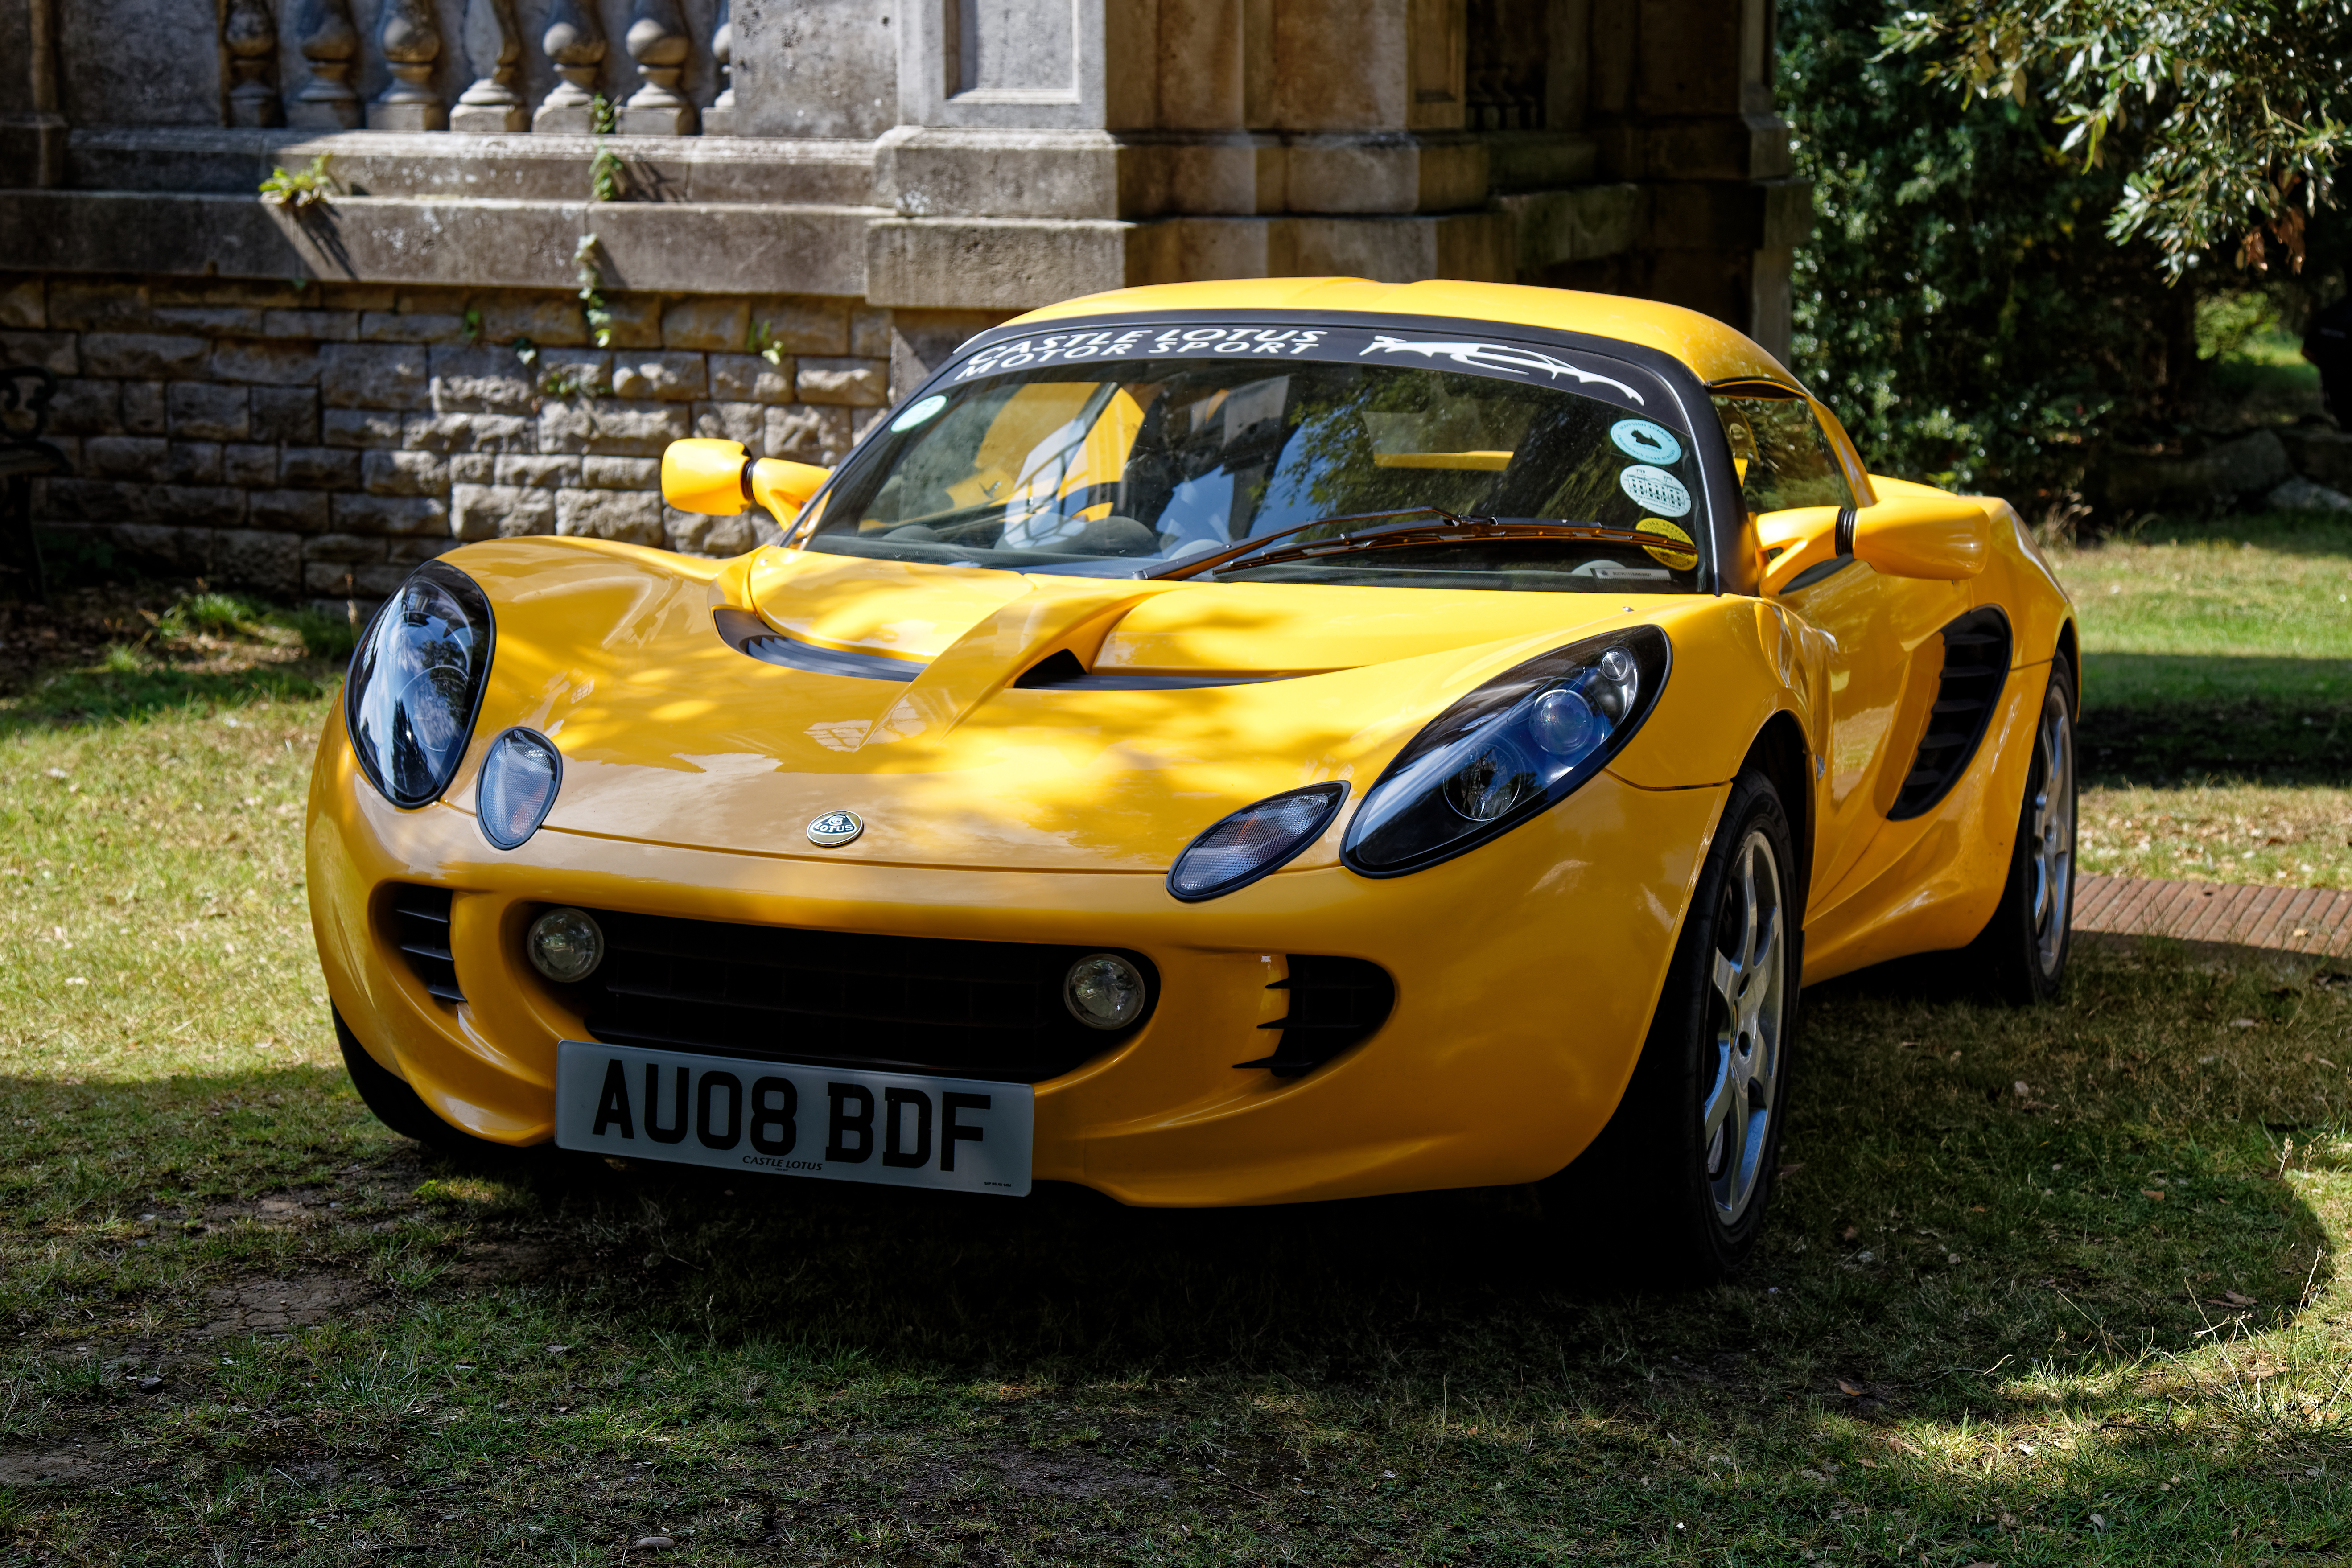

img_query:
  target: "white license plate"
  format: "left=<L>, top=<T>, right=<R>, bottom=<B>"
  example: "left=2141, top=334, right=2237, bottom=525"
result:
left=553, top=1041, right=1033, bottom=1196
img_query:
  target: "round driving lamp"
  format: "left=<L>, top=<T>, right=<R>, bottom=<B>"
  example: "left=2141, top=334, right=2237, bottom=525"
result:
left=1063, top=953, right=1145, bottom=1031
left=526, top=907, right=605, bottom=984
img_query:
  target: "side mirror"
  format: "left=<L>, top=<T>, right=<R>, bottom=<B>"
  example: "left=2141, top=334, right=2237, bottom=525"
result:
left=1759, top=494, right=1989, bottom=595
left=1851, top=493, right=1988, bottom=580
left=659, top=438, right=831, bottom=523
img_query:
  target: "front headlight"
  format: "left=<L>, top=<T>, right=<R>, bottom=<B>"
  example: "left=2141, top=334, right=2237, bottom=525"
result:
left=345, top=561, right=495, bottom=808
left=1343, top=626, right=1670, bottom=877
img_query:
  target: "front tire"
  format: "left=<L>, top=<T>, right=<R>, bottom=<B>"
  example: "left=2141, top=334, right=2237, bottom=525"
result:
left=1542, top=767, right=1799, bottom=1284
left=1970, top=659, right=2076, bottom=1005
left=334, top=1007, right=506, bottom=1156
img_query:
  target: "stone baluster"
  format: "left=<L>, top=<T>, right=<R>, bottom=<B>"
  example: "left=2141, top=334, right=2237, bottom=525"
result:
left=701, top=0, right=734, bottom=136
left=223, top=0, right=282, bottom=126
left=620, top=0, right=695, bottom=135
left=533, top=0, right=605, bottom=132
left=451, top=0, right=527, bottom=131
left=286, top=0, right=361, bottom=128
left=367, top=0, right=447, bottom=130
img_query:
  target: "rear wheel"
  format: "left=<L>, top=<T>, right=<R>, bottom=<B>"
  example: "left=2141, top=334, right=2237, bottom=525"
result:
left=1970, top=660, right=2076, bottom=1005
left=1542, top=768, right=1798, bottom=1284
left=334, top=1007, right=507, bottom=1156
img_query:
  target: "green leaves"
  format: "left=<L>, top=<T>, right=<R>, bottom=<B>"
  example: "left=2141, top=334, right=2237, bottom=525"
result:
left=1885, top=0, right=2352, bottom=274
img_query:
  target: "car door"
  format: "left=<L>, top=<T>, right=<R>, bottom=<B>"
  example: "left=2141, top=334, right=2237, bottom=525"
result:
left=1717, top=392, right=1969, bottom=911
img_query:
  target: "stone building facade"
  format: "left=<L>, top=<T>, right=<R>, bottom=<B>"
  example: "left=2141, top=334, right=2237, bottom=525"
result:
left=0, top=0, right=1808, bottom=604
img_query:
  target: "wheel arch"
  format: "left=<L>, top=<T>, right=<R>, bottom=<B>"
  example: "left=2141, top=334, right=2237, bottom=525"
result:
left=1742, top=711, right=1813, bottom=929
left=2052, top=615, right=2080, bottom=713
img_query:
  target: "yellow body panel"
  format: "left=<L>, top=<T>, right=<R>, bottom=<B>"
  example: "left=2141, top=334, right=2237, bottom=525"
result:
left=311, top=279, right=2076, bottom=1206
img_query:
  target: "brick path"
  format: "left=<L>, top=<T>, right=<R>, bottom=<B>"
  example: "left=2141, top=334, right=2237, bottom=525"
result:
left=2075, top=873, right=2352, bottom=959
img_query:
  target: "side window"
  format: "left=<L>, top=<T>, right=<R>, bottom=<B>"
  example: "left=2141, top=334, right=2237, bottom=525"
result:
left=1711, top=395, right=1854, bottom=514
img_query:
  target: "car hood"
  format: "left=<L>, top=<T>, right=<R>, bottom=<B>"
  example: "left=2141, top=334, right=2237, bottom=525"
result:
left=450, top=538, right=1705, bottom=873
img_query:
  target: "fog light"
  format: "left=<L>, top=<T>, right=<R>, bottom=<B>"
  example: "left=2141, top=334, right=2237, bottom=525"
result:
left=527, top=907, right=604, bottom=983
left=477, top=727, right=562, bottom=849
left=1064, top=953, right=1145, bottom=1030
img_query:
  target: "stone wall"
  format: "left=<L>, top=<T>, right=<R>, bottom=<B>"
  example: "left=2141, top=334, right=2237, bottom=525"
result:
left=0, top=272, right=962, bottom=606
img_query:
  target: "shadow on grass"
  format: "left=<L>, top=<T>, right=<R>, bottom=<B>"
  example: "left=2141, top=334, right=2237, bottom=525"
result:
left=2080, top=653, right=2352, bottom=783
left=0, top=662, right=338, bottom=734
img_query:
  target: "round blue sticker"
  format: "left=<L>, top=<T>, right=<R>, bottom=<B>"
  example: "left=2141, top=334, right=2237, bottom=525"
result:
left=1610, top=418, right=1683, bottom=465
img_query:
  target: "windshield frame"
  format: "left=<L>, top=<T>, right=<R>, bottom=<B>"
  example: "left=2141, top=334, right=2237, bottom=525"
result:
left=784, top=308, right=1753, bottom=597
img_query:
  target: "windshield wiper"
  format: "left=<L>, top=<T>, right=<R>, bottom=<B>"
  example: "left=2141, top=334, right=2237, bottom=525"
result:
left=1132, top=506, right=1456, bottom=581
left=1207, top=514, right=1686, bottom=576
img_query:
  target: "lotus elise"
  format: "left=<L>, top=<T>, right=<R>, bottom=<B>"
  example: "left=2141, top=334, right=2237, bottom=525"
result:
left=309, top=278, right=2077, bottom=1279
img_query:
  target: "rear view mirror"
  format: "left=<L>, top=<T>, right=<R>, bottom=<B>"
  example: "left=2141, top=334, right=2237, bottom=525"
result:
left=660, top=438, right=831, bottom=524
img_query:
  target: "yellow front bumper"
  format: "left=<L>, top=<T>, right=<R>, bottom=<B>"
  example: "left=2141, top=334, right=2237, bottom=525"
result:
left=309, top=722, right=1727, bottom=1207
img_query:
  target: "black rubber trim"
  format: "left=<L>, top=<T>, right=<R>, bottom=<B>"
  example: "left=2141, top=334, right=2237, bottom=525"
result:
left=1834, top=507, right=1857, bottom=556
left=739, top=456, right=757, bottom=502
left=828, top=307, right=1753, bottom=598
left=712, top=605, right=927, bottom=682
left=1779, top=556, right=1856, bottom=595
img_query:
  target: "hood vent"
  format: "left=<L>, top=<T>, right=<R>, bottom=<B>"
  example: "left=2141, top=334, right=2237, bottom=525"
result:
left=1014, top=648, right=1288, bottom=691
left=715, top=607, right=924, bottom=683
left=1888, top=607, right=2012, bottom=821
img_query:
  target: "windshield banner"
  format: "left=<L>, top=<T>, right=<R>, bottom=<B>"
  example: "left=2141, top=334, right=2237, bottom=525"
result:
left=949, top=324, right=1655, bottom=412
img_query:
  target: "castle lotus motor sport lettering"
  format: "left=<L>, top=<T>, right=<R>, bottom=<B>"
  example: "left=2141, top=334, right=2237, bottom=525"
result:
left=312, top=276, right=2078, bottom=1283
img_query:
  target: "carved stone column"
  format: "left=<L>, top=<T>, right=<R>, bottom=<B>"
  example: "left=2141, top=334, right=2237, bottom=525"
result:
left=619, top=0, right=695, bottom=136
left=532, top=0, right=605, bottom=133
left=700, top=0, right=734, bottom=136
left=223, top=0, right=282, bottom=126
left=286, top=0, right=361, bottom=128
left=451, top=0, right=527, bottom=131
left=367, top=0, right=446, bottom=130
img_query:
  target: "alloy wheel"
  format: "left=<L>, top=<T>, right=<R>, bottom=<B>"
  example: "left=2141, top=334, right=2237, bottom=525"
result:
left=1702, top=828, right=1786, bottom=1226
left=2029, top=691, right=2076, bottom=976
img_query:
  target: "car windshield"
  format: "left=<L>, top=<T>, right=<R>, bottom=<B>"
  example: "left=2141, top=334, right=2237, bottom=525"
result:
left=797, top=354, right=1709, bottom=593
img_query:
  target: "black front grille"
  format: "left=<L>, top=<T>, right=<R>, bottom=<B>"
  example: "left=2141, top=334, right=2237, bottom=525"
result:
left=1235, top=955, right=1396, bottom=1077
left=1889, top=607, right=2013, bottom=820
left=387, top=885, right=463, bottom=1005
left=573, top=910, right=1156, bottom=1083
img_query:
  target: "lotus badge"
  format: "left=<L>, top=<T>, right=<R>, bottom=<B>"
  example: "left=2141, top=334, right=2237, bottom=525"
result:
left=806, top=810, right=864, bottom=847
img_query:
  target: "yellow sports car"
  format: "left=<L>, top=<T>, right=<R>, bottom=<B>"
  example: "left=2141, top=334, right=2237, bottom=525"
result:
left=308, top=278, right=2077, bottom=1280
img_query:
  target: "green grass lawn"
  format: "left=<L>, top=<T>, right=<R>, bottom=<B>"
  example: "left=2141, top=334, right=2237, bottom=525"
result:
left=2, top=571, right=2350, bottom=1563
left=2054, top=513, right=2352, bottom=886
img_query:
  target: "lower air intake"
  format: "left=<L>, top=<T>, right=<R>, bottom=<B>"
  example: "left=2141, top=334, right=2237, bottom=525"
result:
left=1236, top=955, right=1396, bottom=1077
left=386, top=884, right=464, bottom=1005
left=569, top=910, right=1155, bottom=1084
left=1889, top=607, right=2013, bottom=820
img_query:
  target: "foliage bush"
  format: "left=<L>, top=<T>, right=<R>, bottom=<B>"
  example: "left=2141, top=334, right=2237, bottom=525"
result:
left=1780, top=0, right=2194, bottom=504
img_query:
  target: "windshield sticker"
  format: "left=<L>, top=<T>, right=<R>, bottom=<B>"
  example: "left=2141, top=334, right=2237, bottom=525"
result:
left=1618, top=465, right=1693, bottom=517
left=890, top=393, right=948, bottom=432
left=1635, top=517, right=1698, bottom=569
left=955, top=327, right=1334, bottom=380
left=1610, top=418, right=1682, bottom=465
left=1358, top=336, right=1643, bottom=403
left=945, top=324, right=1657, bottom=411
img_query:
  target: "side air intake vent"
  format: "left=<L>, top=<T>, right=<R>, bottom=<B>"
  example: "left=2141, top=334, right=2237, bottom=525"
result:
left=1888, top=607, right=2012, bottom=821
left=1235, top=955, right=1396, bottom=1077
left=387, top=884, right=464, bottom=1005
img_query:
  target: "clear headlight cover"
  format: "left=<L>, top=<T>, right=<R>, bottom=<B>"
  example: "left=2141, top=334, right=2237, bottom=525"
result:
left=1343, top=625, right=1671, bottom=877
left=476, top=727, right=563, bottom=850
left=345, top=561, right=495, bottom=808
left=1167, top=781, right=1349, bottom=903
